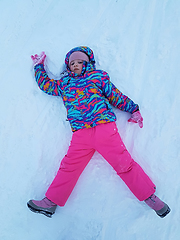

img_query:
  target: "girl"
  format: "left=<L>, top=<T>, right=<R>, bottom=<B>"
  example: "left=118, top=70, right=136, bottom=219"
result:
left=27, top=46, right=170, bottom=218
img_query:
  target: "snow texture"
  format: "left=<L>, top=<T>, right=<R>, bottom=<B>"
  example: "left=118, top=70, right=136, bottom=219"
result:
left=0, top=0, right=179, bottom=239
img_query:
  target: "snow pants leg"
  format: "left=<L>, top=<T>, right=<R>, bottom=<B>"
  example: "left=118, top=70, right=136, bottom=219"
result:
left=46, top=122, right=155, bottom=206
left=46, top=135, right=95, bottom=206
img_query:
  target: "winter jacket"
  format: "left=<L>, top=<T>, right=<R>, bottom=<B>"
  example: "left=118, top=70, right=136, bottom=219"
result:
left=34, top=46, right=139, bottom=132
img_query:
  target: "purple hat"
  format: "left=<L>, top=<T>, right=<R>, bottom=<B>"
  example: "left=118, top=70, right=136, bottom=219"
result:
left=69, top=51, right=89, bottom=65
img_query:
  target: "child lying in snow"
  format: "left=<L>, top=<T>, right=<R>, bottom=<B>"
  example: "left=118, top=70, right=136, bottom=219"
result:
left=27, top=46, right=170, bottom=218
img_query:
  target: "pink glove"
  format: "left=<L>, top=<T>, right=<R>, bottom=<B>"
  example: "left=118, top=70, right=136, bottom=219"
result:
left=128, top=110, right=143, bottom=128
left=31, top=51, right=46, bottom=66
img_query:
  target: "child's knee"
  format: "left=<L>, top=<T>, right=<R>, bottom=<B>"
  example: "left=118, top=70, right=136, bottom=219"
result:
left=115, top=152, right=134, bottom=174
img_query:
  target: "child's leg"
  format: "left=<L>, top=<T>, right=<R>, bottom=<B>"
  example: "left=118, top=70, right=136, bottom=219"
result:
left=46, top=129, right=95, bottom=206
left=95, top=122, right=156, bottom=201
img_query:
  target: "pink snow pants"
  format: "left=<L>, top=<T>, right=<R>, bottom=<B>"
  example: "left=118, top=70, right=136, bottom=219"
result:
left=46, top=122, right=155, bottom=206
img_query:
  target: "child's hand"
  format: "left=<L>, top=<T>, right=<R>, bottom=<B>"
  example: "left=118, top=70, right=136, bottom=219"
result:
left=31, top=51, right=46, bottom=66
left=128, top=110, right=143, bottom=128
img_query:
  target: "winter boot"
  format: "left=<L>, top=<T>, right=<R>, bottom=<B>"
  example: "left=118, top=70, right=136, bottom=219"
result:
left=27, top=197, right=57, bottom=218
left=144, top=194, right=170, bottom=218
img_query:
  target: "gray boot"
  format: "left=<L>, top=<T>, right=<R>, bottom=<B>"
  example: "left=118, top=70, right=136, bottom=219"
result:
left=27, top=197, right=57, bottom=218
left=144, top=194, right=170, bottom=218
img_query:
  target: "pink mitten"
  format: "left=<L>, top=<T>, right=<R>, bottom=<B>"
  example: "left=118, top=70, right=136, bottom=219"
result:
left=128, top=110, right=143, bottom=128
left=31, top=51, right=46, bottom=66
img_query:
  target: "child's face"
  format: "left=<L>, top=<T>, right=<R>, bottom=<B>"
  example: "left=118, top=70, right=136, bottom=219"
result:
left=69, top=59, right=83, bottom=75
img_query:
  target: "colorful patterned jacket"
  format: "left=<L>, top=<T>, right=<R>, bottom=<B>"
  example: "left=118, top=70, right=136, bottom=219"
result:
left=34, top=46, right=139, bottom=132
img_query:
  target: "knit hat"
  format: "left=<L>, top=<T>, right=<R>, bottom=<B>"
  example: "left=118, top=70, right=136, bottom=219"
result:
left=69, top=51, right=89, bottom=65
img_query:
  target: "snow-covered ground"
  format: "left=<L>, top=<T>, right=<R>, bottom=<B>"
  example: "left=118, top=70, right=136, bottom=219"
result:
left=0, top=0, right=180, bottom=239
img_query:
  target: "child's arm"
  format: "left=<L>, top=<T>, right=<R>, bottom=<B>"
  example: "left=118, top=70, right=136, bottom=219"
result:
left=100, top=71, right=143, bottom=127
left=34, top=64, right=61, bottom=96
left=31, top=52, right=61, bottom=96
left=101, top=72, right=139, bottom=113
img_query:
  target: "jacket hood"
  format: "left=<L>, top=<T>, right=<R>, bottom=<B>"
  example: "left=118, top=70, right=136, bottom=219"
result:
left=65, top=46, right=96, bottom=76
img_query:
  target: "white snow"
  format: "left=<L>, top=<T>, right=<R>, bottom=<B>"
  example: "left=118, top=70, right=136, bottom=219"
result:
left=0, top=0, right=179, bottom=239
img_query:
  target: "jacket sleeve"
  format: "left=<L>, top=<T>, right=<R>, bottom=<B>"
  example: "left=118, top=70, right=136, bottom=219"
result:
left=101, top=72, right=139, bottom=114
left=34, top=64, right=62, bottom=96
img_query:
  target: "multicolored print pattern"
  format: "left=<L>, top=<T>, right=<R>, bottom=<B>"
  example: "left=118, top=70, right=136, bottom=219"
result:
left=34, top=46, right=139, bottom=132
